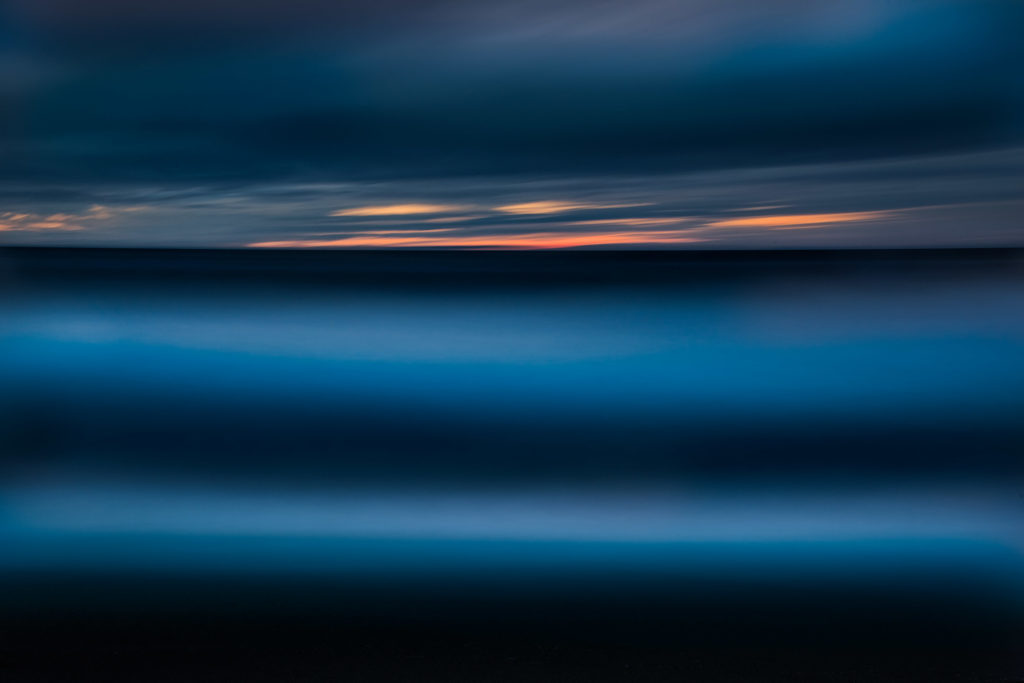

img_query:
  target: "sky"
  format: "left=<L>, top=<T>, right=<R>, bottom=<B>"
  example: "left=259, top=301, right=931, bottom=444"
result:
left=1, top=0, right=1022, bottom=249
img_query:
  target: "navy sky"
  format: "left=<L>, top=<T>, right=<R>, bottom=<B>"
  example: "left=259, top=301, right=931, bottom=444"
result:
left=1, top=0, right=1022, bottom=248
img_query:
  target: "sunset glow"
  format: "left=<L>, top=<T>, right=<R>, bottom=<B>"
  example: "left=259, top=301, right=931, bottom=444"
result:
left=706, top=211, right=893, bottom=229
left=494, top=201, right=648, bottom=215
left=248, top=230, right=703, bottom=249
left=0, top=206, right=121, bottom=232
left=330, top=204, right=468, bottom=217
left=0, top=0, right=1018, bottom=249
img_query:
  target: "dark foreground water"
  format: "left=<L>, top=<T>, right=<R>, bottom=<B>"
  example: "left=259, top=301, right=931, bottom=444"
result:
left=1, top=248, right=1023, bottom=681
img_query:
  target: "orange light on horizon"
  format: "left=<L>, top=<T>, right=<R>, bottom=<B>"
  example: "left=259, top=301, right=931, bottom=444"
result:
left=705, top=211, right=891, bottom=229
left=248, top=229, right=703, bottom=250
left=293, top=228, right=461, bottom=238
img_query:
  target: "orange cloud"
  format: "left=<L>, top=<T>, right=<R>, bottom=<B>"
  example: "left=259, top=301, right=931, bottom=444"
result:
left=249, top=229, right=703, bottom=249
left=26, top=221, right=81, bottom=230
left=330, top=203, right=467, bottom=217
left=0, top=205, right=139, bottom=232
left=705, top=211, right=891, bottom=229
left=0, top=212, right=81, bottom=231
left=494, top=200, right=649, bottom=215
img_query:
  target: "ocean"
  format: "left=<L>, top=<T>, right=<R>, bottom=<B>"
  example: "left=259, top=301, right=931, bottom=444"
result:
left=1, top=247, right=1022, bottom=681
